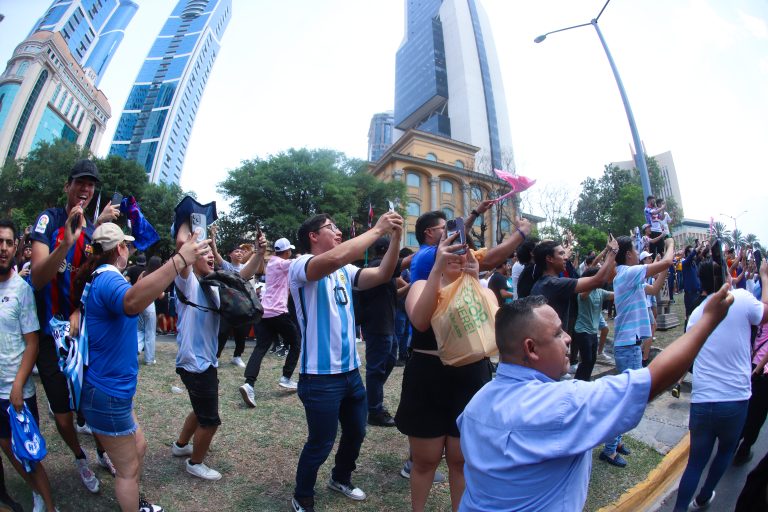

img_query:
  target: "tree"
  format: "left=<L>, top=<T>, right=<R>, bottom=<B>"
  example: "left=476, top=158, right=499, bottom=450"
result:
left=730, top=228, right=745, bottom=248
left=745, top=233, right=761, bottom=250
left=520, top=184, right=576, bottom=241
left=712, top=222, right=730, bottom=241
left=218, top=148, right=406, bottom=245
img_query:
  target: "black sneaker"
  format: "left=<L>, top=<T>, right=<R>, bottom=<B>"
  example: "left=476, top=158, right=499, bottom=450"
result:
left=139, top=497, right=163, bottom=512
left=368, top=410, right=396, bottom=427
left=291, top=496, right=315, bottom=512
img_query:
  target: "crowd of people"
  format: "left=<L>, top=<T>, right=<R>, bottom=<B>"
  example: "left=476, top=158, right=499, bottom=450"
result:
left=0, top=159, right=766, bottom=512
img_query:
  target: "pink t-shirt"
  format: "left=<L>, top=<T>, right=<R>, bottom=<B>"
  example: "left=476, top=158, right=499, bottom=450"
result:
left=261, top=256, right=293, bottom=318
left=752, top=325, right=768, bottom=374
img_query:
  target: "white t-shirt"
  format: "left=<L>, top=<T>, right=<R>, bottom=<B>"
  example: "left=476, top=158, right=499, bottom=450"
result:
left=0, top=274, right=38, bottom=399
left=688, top=288, right=765, bottom=403
left=511, top=262, right=525, bottom=298
left=660, top=212, right=672, bottom=236
left=174, top=272, right=221, bottom=373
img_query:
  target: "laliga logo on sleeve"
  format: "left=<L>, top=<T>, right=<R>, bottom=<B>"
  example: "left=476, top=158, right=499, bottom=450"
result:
left=34, top=215, right=49, bottom=234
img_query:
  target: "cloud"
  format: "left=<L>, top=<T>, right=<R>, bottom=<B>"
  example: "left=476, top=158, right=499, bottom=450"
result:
left=738, top=10, right=768, bottom=38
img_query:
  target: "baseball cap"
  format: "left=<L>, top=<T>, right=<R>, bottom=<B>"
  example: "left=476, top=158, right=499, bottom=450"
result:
left=69, top=159, right=101, bottom=182
left=639, top=250, right=652, bottom=261
left=274, top=238, right=295, bottom=252
left=92, top=223, right=134, bottom=251
left=641, top=223, right=650, bottom=230
left=135, top=253, right=147, bottom=266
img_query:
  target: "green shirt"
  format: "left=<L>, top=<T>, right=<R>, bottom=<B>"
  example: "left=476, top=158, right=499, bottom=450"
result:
left=574, top=288, right=607, bottom=335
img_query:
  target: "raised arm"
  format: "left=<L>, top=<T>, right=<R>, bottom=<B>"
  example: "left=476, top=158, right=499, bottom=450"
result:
left=647, top=284, right=733, bottom=399
left=356, top=227, right=402, bottom=290
left=574, top=237, right=618, bottom=294
left=479, top=217, right=532, bottom=271
left=463, top=199, right=494, bottom=234
left=208, top=224, right=225, bottom=267
left=645, top=238, right=675, bottom=277
left=305, top=212, right=403, bottom=281
left=30, top=206, right=83, bottom=289
left=239, top=233, right=266, bottom=280
left=406, top=233, right=459, bottom=331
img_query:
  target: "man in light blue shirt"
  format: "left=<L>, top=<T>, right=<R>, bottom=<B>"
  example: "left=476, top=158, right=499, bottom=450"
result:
left=458, top=288, right=734, bottom=512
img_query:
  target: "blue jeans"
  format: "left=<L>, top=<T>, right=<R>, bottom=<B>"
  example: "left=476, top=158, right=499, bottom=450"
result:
left=362, top=329, right=397, bottom=413
left=604, top=344, right=642, bottom=455
left=673, top=400, right=749, bottom=511
left=137, top=303, right=156, bottom=364
left=395, top=308, right=411, bottom=360
left=295, top=370, right=367, bottom=499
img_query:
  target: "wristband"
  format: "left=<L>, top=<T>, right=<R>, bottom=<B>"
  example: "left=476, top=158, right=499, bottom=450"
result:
left=174, top=252, right=189, bottom=268
left=470, top=209, right=480, bottom=217
left=171, top=255, right=180, bottom=275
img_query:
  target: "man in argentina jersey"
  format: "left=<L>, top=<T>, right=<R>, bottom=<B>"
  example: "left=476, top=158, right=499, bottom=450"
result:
left=29, top=159, right=120, bottom=493
left=288, top=211, right=403, bottom=512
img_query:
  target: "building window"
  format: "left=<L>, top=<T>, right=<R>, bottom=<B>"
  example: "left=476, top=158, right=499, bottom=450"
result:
left=471, top=186, right=483, bottom=203
left=407, top=232, right=418, bottom=247
left=500, top=218, right=512, bottom=234
left=425, top=152, right=437, bottom=162
left=407, top=202, right=420, bottom=217
left=441, top=179, right=453, bottom=195
left=16, top=61, right=30, bottom=76
left=51, top=83, right=61, bottom=104
left=84, top=123, right=96, bottom=150
left=443, top=207, right=454, bottom=219
left=455, top=159, right=464, bottom=169
left=406, top=172, right=420, bottom=189
left=8, top=69, right=48, bottom=160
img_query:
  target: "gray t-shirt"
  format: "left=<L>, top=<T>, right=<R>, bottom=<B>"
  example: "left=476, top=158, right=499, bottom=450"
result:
left=0, top=274, right=38, bottom=399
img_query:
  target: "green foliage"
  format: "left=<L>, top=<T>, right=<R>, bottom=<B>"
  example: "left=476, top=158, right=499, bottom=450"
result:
left=563, top=221, right=609, bottom=255
left=218, top=148, right=406, bottom=244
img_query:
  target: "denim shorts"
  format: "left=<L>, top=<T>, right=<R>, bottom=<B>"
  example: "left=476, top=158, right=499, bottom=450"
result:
left=80, top=381, right=137, bottom=436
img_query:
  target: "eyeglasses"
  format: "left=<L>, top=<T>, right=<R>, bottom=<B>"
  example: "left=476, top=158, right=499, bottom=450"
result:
left=315, top=223, right=338, bottom=233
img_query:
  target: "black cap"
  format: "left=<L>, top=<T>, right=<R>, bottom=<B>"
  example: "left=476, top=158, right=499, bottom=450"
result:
left=69, top=159, right=101, bottom=182
left=135, top=253, right=147, bottom=266
left=373, top=237, right=390, bottom=255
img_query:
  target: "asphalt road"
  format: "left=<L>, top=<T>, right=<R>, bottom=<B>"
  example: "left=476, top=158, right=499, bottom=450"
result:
left=655, top=423, right=768, bottom=511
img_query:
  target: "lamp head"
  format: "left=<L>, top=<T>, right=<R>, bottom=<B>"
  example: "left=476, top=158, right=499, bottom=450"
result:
left=534, top=34, right=547, bottom=43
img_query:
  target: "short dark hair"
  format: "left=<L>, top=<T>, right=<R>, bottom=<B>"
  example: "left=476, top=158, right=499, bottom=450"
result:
left=516, top=238, right=538, bottom=264
left=0, top=219, right=17, bottom=240
left=297, top=214, right=333, bottom=253
left=615, top=236, right=634, bottom=265
left=655, top=198, right=665, bottom=207
left=495, top=296, right=549, bottom=356
left=372, top=237, right=390, bottom=256
left=415, top=210, right=446, bottom=245
left=684, top=245, right=692, bottom=257
left=585, top=255, right=596, bottom=265
left=399, top=247, right=413, bottom=258
left=581, top=266, right=599, bottom=278
left=698, top=261, right=724, bottom=294
left=647, top=195, right=655, bottom=202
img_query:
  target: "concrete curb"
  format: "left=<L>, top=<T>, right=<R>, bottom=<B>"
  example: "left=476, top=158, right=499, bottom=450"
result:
left=597, top=433, right=690, bottom=512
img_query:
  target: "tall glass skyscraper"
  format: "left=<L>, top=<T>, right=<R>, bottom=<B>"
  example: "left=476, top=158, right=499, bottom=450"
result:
left=394, top=0, right=512, bottom=171
left=30, top=0, right=138, bottom=86
left=109, top=0, right=231, bottom=184
left=368, top=111, right=394, bottom=162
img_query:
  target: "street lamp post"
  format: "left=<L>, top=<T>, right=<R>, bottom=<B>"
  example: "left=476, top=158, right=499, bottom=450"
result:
left=719, top=210, right=748, bottom=232
left=534, top=0, right=652, bottom=199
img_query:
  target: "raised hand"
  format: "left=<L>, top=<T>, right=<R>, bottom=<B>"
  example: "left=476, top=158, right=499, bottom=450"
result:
left=179, top=231, right=211, bottom=265
left=434, top=230, right=464, bottom=272
left=64, top=203, right=84, bottom=248
left=373, top=211, right=404, bottom=235
left=96, top=202, right=120, bottom=225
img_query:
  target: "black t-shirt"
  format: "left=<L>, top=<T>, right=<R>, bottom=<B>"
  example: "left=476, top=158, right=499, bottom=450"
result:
left=530, top=274, right=578, bottom=327
left=488, top=272, right=509, bottom=306
left=125, top=265, right=144, bottom=285
left=357, top=257, right=401, bottom=335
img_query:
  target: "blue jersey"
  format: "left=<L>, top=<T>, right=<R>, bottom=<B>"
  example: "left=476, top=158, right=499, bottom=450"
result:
left=29, top=207, right=94, bottom=335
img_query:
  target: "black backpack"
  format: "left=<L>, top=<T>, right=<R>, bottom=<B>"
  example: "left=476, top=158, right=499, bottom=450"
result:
left=176, top=271, right=263, bottom=328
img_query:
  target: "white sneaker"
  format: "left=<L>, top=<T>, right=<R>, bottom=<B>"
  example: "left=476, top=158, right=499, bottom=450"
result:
left=185, top=459, right=222, bottom=481
left=76, top=458, right=99, bottom=493
left=279, top=377, right=298, bottom=390
left=171, top=442, right=193, bottom=457
left=239, top=383, right=256, bottom=407
left=76, top=423, right=92, bottom=435
left=32, top=491, right=43, bottom=512
left=98, top=451, right=116, bottom=477
left=231, top=356, right=246, bottom=368
left=139, top=497, right=163, bottom=512
left=170, top=385, right=184, bottom=394
left=327, top=478, right=366, bottom=501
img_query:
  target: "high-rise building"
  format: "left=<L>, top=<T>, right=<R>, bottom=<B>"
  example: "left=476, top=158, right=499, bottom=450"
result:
left=367, top=111, right=394, bottom=162
left=393, top=0, right=513, bottom=172
left=109, top=0, right=232, bottom=185
left=0, top=31, right=111, bottom=167
left=29, top=0, right=138, bottom=86
left=611, top=149, right=683, bottom=210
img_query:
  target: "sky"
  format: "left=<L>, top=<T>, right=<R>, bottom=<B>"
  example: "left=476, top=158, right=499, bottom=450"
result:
left=1, top=0, right=766, bottom=243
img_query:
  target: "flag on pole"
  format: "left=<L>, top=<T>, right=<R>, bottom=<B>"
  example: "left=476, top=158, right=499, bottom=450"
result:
left=368, top=203, right=374, bottom=228
left=350, top=217, right=356, bottom=238
left=92, top=192, right=102, bottom=224
left=492, top=169, right=536, bottom=203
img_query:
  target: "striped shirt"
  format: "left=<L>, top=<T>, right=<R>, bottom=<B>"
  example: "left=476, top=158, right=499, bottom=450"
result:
left=613, top=265, right=651, bottom=346
left=289, top=254, right=361, bottom=375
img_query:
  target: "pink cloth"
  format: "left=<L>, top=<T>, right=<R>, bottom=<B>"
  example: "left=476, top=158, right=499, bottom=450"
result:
left=492, top=169, right=536, bottom=202
left=261, top=256, right=292, bottom=318
left=752, top=325, right=768, bottom=374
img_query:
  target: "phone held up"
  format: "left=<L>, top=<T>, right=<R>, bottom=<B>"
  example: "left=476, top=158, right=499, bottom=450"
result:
left=190, top=213, right=207, bottom=242
left=111, top=192, right=123, bottom=206
left=445, top=217, right=467, bottom=255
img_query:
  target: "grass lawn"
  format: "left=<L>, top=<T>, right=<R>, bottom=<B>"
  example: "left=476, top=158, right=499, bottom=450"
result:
left=3, top=314, right=682, bottom=511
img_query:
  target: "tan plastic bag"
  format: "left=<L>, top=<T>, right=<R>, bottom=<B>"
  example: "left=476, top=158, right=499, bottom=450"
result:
left=431, top=273, right=499, bottom=366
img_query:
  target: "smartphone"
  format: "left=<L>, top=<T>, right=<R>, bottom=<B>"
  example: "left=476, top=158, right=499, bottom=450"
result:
left=190, top=213, right=206, bottom=242
left=445, top=217, right=466, bottom=255
left=388, top=200, right=395, bottom=212
left=111, top=192, right=123, bottom=206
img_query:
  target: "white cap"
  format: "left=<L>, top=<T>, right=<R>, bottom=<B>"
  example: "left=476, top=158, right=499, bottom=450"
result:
left=92, top=223, right=134, bottom=251
left=274, top=237, right=295, bottom=252
left=639, top=250, right=653, bottom=261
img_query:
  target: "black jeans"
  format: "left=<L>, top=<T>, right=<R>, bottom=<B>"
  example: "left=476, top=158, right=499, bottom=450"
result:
left=739, top=372, right=768, bottom=452
left=217, top=321, right=251, bottom=358
left=244, top=313, right=300, bottom=384
left=573, top=331, right=598, bottom=381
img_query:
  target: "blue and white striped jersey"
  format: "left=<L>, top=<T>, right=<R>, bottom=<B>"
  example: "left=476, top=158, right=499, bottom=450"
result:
left=289, top=254, right=361, bottom=375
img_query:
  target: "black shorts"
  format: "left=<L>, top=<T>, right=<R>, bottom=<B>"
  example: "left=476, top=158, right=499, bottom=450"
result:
left=176, top=366, right=221, bottom=427
left=395, top=352, right=491, bottom=438
left=37, top=334, right=73, bottom=414
left=0, top=395, right=39, bottom=439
